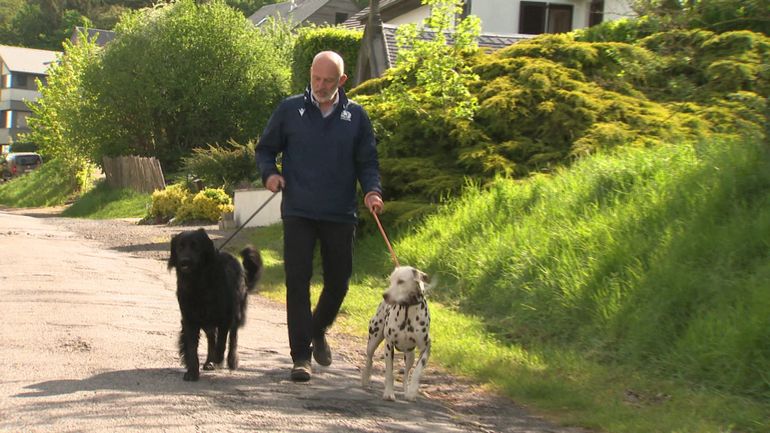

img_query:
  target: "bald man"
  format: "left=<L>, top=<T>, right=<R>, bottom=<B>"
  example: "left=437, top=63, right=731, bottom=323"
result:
left=256, top=51, right=383, bottom=381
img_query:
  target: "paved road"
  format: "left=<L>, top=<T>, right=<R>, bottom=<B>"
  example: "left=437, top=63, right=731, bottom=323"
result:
left=0, top=210, right=584, bottom=433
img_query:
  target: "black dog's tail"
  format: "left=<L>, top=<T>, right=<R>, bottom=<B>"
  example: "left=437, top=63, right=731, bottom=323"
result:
left=241, top=246, right=263, bottom=293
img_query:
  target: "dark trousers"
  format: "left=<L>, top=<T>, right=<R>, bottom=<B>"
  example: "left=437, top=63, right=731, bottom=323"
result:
left=283, top=216, right=355, bottom=362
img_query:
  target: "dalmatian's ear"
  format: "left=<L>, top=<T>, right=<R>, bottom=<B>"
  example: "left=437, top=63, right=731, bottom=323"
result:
left=412, top=268, right=430, bottom=284
left=383, top=292, right=392, bottom=303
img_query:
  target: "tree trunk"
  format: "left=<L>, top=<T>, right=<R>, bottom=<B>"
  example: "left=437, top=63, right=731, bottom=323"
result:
left=354, top=0, right=387, bottom=86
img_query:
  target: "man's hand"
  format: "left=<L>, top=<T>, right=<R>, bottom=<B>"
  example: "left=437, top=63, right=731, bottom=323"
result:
left=265, top=174, right=285, bottom=193
left=364, top=191, right=384, bottom=214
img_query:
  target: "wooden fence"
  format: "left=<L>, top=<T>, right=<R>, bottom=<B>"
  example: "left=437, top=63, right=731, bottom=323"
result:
left=102, top=155, right=166, bottom=193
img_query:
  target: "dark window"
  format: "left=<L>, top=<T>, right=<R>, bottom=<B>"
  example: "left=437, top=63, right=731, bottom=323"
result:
left=1, top=110, right=8, bottom=128
left=335, top=12, right=348, bottom=24
left=519, top=2, right=573, bottom=34
left=589, top=0, right=604, bottom=27
left=14, top=74, right=28, bottom=88
left=1, top=75, right=7, bottom=89
left=548, top=4, right=573, bottom=33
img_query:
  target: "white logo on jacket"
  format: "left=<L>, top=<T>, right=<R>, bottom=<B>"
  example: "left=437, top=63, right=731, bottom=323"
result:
left=340, top=110, right=351, bottom=122
left=298, top=108, right=305, bottom=117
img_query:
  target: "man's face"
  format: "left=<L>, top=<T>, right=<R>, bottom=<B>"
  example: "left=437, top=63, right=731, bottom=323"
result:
left=310, top=58, right=345, bottom=103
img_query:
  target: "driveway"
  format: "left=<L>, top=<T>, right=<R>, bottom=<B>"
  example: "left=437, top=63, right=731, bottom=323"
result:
left=0, top=209, right=586, bottom=433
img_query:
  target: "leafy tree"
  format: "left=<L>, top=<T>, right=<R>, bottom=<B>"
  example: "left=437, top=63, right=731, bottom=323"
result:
left=78, top=0, right=291, bottom=171
left=632, top=0, right=770, bottom=35
left=25, top=34, right=101, bottom=191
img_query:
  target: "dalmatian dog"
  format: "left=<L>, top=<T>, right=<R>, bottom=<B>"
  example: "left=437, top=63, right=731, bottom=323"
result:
left=361, top=266, right=431, bottom=401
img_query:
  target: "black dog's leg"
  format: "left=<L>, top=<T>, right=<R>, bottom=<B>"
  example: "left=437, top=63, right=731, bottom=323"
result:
left=181, top=321, right=201, bottom=381
left=227, top=326, right=239, bottom=370
left=203, top=327, right=217, bottom=370
left=214, top=326, right=228, bottom=365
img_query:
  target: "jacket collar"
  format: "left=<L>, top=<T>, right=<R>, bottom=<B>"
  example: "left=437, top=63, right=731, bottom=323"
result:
left=304, top=85, right=350, bottom=112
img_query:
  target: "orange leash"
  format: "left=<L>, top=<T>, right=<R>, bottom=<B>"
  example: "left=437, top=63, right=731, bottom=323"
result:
left=371, top=210, right=399, bottom=268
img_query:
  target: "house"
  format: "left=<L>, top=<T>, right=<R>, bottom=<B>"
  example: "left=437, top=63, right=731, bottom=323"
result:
left=248, top=0, right=363, bottom=28
left=0, top=45, right=60, bottom=154
left=344, top=0, right=635, bottom=35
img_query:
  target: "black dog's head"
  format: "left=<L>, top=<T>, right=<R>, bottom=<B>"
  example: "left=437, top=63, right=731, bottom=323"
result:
left=168, top=228, right=217, bottom=274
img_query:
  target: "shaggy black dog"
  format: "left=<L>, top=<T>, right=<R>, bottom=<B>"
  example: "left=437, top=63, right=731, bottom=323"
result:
left=168, top=228, right=263, bottom=381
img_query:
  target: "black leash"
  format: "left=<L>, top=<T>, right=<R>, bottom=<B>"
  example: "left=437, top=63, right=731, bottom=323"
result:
left=217, top=190, right=280, bottom=252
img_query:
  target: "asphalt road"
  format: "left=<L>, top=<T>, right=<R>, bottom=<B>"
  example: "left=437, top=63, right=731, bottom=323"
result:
left=0, top=210, right=586, bottom=433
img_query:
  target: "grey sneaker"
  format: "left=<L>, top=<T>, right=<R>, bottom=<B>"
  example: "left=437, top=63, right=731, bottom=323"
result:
left=290, top=360, right=311, bottom=382
left=312, top=335, right=332, bottom=367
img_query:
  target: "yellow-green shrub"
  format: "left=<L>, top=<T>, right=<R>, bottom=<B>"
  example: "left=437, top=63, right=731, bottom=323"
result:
left=174, top=188, right=233, bottom=224
left=149, top=184, right=189, bottom=220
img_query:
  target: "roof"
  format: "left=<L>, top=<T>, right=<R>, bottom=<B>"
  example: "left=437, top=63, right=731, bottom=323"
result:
left=0, top=45, right=60, bottom=75
left=248, top=0, right=330, bottom=26
left=343, top=0, right=405, bottom=28
left=380, top=23, right=533, bottom=68
left=71, top=27, right=116, bottom=46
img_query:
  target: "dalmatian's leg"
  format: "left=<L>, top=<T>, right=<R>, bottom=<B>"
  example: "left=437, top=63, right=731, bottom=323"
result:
left=383, top=341, right=396, bottom=401
left=405, top=340, right=430, bottom=401
left=403, top=350, right=415, bottom=393
left=362, top=327, right=383, bottom=387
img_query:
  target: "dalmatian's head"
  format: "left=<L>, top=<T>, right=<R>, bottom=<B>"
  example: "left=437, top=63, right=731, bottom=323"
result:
left=383, top=266, right=430, bottom=305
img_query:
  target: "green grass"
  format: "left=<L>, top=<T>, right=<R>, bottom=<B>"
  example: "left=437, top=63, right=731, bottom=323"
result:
left=231, top=137, right=770, bottom=433
left=62, top=181, right=150, bottom=218
left=0, top=159, right=79, bottom=207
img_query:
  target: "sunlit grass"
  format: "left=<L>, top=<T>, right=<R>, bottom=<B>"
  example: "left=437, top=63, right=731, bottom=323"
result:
left=62, top=180, right=151, bottom=218
left=0, top=159, right=79, bottom=207
left=237, top=138, right=770, bottom=433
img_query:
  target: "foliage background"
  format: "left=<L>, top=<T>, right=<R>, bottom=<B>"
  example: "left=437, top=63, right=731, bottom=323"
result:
left=27, top=0, right=293, bottom=176
left=290, top=26, right=363, bottom=94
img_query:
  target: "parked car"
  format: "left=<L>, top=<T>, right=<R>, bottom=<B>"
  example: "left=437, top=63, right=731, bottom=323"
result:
left=1, top=152, right=43, bottom=180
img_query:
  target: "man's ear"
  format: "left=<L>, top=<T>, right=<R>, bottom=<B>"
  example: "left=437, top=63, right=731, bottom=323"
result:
left=338, top=73, right=348, bottom=88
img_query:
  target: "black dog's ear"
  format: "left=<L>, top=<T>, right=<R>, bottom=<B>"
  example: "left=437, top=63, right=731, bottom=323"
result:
left=168, top=233, right=180, bottom=270
left=198, top=228, right=217, bottom=263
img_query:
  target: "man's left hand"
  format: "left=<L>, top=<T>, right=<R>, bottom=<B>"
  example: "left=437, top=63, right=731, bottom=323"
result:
left=365, top=192, right=384, bottom=214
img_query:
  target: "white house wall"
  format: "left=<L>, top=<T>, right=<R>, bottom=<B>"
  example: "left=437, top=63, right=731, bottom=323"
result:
left=0, top=88, right=40, bottom=103
left=472, top=0, right=590, bottom=34
left=386, top=5, right=430, bottom=25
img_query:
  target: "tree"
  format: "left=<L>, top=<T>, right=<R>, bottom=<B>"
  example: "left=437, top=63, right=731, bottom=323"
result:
left=25, top=34, right=101, bottom=190
left=79, top=0, right=291, bottom=171
left=632, top=0, right=770, bottom=35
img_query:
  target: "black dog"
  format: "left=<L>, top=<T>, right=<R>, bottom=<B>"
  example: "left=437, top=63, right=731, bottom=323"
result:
left=168, top=228, right=263, bottom=381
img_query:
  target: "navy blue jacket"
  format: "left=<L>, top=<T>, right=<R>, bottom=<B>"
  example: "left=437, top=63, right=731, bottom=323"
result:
left=256, top=87, right=382, bottom=223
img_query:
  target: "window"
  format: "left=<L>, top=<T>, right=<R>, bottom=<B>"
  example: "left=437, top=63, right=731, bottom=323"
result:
left=14, top=111, right=29, bottom=128
left=519, top=2, right=573, bottom=35
left=335, top=12, right=348, bottom=24
left=589, top=0, right=604, bottom=27
left=1, top=110, right=9, bottom=128
left=13, top=73, right=28, bottom=88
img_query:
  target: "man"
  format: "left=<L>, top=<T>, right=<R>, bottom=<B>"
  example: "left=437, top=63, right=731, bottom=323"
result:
left=256, top=51, right=384, bottom=382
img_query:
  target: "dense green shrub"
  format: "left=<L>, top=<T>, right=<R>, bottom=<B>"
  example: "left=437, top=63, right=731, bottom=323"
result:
left=290, top=26, right=362, bottom=94
left=179, top=139, right=258, bottom=195
left=78, top=0, right=291, bottom=172
left=353, top=30, right=769, bottom=203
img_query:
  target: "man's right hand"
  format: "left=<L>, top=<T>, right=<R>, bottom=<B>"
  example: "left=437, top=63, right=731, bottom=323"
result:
left=265, top=174, right=285, bottom=193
